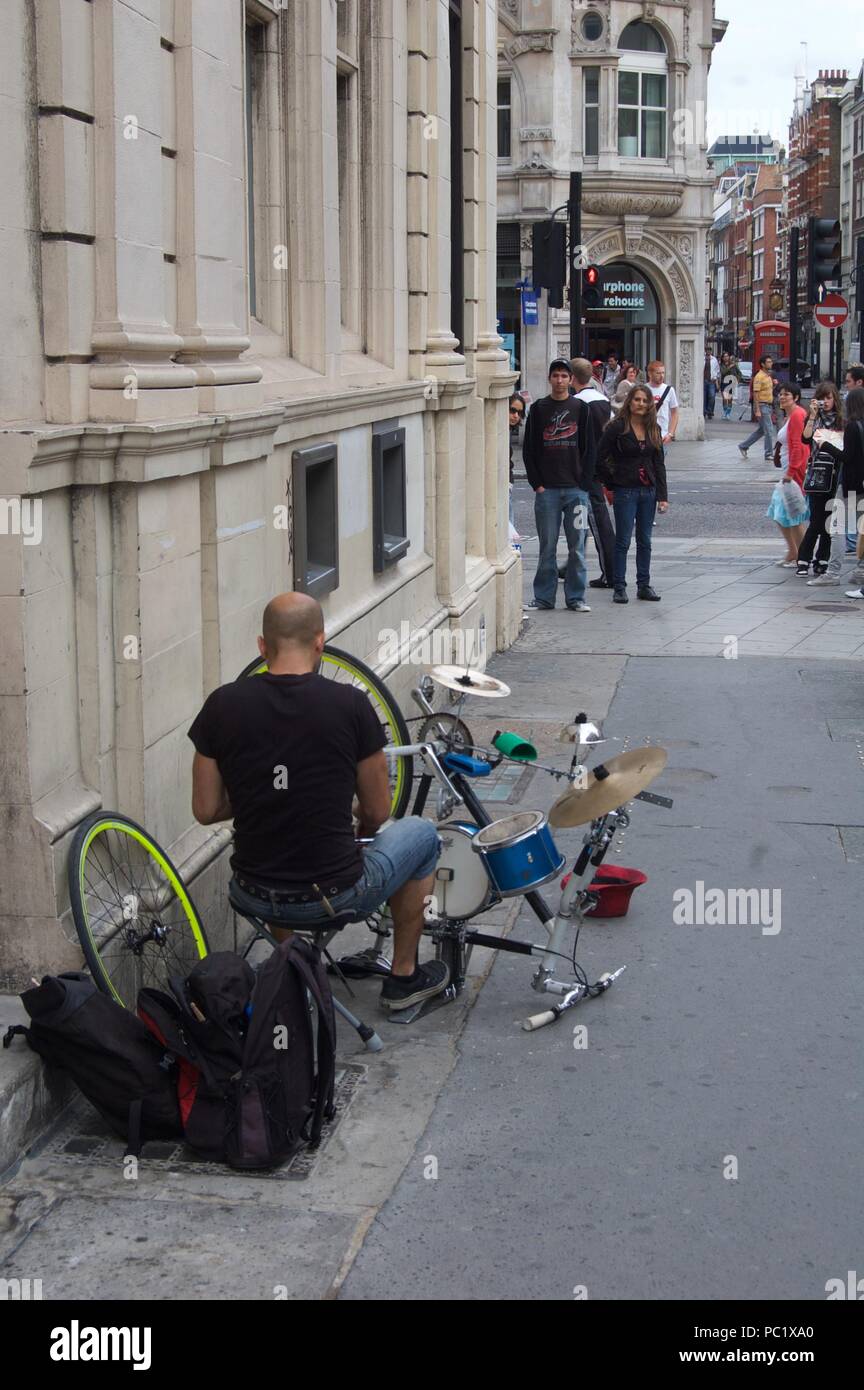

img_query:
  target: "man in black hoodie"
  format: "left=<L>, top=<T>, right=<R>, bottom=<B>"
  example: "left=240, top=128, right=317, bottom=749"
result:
left=522, top=359, right=596, bottom=611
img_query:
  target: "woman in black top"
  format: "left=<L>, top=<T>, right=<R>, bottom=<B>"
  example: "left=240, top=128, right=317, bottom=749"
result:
left=816, top=386, right=864, bottom=597
left=796, top=381, right=843, bottom=577
left=597, top=385, right=669, bottom=603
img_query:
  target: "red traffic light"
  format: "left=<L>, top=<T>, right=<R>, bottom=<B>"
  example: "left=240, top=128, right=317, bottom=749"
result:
left=585, top=266, right=600, bottom=286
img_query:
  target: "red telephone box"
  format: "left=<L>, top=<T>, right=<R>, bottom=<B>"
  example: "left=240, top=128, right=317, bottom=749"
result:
left=751, top=320, right=789, bottom=372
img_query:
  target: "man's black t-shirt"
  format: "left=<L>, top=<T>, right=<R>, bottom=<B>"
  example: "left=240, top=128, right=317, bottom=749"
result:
left=521, top=393, right=596, bottom=491
left=188, top=673, right=387, bottom=890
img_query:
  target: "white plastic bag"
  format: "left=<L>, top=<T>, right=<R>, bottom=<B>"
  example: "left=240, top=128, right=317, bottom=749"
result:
left=779, top=477, right=807, bottom=522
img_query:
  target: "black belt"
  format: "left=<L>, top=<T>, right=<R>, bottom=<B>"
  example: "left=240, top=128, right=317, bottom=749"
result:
left=234, top=875, right=348, bottom=906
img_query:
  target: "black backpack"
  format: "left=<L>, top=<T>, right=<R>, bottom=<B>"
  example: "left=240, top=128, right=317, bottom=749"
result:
left=137, top=939, right=337, bottom=1171
left=3, top=972, right=182, bottom=1155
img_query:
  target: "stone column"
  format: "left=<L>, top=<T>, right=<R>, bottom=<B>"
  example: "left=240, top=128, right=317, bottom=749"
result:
left=88, top=0, right=199, bottom=421
left=172, top=0, right=262, bottom=411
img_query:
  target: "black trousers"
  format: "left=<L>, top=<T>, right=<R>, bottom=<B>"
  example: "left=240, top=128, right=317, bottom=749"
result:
left=587, top=478, right=616, bottom=583
left=797, top=490, right=832, bottom=566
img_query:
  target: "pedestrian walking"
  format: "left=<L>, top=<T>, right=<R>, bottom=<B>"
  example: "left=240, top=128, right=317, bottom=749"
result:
left=597, top=385, right=668, bottom=604
left=613, top=364, right=641, bottom=411
left=795, top=382, right=844, bottom=577
left=569, top=357, right=617, bottom=590
left=601, top=352, right=620, bottom=398
left=805, top=386, right=864, bottom=592
left=766, top=384, right=809, bottom=566
left=703, top=348, right=721, bottom=419
left=720, top=353, right=740, bottom=420
left=645, top=361, right=679, bottom=445
left=739, top=355, right=777, bottom=460
left=522, top=359, right=596, bottom=612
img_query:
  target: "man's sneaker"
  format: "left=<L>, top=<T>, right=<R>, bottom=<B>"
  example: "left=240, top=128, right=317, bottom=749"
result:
left=567, top=599, right=591, bottom=612
left=613, top=588, right=628, bottom=604
left=807, top=574, right=840, bottom=587
left=737, top=446, right=748, bottom=458
left=527, top=599, right=554, bottom=610
left=589, top=577, right=613, bottom=589
left=380, top=959, right=450, bottom=1012
left=845, top=586, right=864, bottom=599
left=795, top=561, right=810, bottom=577
left=637, top=586, right=661, bottom=601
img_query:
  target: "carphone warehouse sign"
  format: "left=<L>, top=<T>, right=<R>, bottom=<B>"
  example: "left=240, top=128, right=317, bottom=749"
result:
left=603, top=278, right=647, bottom=310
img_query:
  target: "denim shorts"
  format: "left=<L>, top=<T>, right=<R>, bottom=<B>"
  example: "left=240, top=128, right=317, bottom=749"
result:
left=229, top=817, right=441, bottom=927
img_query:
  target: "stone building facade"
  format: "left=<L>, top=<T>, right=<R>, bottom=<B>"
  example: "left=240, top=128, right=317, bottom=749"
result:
left=0, top=0, right=519, bottom=988
left=496, top=0, right=726, bottom=437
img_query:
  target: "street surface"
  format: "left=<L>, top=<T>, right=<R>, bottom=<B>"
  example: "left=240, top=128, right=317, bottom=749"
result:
left=2, top=422, right=863, bottom=1301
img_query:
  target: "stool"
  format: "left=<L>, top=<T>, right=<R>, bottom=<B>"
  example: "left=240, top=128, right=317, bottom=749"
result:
left=228, top=883, right=384, bottom=1052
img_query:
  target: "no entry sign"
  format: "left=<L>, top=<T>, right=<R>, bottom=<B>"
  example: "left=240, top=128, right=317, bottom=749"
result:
left=814, top=293, right=849, bottom=329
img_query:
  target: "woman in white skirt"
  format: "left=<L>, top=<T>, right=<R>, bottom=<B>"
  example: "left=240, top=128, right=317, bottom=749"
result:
left=766, top=384, right=809, bottom=566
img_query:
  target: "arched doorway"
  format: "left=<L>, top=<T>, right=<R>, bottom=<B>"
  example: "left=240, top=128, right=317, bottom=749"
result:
left=585, top=262, right=660, bottom=371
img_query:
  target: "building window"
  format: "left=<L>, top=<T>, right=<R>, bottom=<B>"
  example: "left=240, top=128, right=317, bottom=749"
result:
left=581, top=11, right=604, bottom=42
left=372, top=425, right=409, bottom=572
left=292, top=445, right=339, bottom=599
left=618, top=20, right=665, bottom=52
left=618, top=70, right=667, bottom=158
left=337, top=1, right=363, bottom=344
left=584, top=68, right=600, bottom=157
left=497, top=76, right=512, bottom=160
left=753, top=250, right=764, bottom=282
left=449, top=0, right=464, bottom=351
left=753, top=292, right=763, bottom=322
left=753, top=210, right=765, bottom=241
left=618, top=21, right=666, bottom=159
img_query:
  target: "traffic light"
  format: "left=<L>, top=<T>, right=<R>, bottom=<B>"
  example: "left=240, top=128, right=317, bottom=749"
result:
left=806, top=216, right=841, bottom=304
left=582, top=264, right=604, bottom=309
left=532, top=221, right=566, bottom=303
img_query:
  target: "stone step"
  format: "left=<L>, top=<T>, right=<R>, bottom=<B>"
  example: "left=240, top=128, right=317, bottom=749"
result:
left=0, top=993, right=73, bottom=1179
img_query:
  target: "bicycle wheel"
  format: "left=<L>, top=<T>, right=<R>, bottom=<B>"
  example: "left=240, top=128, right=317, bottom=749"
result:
left=69, top=812, right=208, bottom=1009
left=237, top=644, right=414, bottom=819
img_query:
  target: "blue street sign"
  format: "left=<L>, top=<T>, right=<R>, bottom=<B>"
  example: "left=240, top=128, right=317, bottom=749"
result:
left=522, top=289, right=539, bottom=326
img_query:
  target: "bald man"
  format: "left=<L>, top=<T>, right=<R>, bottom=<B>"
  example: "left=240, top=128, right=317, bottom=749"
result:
left=189, top=593, right=449, bottom=1012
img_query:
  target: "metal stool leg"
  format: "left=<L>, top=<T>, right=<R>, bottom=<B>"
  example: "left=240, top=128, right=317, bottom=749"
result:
left=332, top=996, right=384, bottom=1053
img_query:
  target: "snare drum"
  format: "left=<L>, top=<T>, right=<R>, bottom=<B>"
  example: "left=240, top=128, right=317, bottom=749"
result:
left=433, top=822, right=497, bottom=920
left=471, top=810, right=564, bottom=897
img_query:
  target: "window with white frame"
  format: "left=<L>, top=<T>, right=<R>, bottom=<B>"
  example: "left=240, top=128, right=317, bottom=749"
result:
left=498, top=76, right=512, bottom=160
left=336, top=0, right=364, bottom=345
left=752, top=292, right=763, bottom=321
left=753, top=250, right=764, bottom=282
left=617, top=22, right=667, bottom=159
left=243, top=3, right=288, bottom=339
left=584, top=68, right=600, bottom=156
left=855, top=178, right=864, bottom=221
left=753, top=210, right=765, bottom=241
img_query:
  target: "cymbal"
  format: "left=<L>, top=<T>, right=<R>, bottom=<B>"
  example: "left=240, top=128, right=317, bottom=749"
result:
left=548, top=747, right=668, bottom=827
left=429, top=666, right=511, bottom=699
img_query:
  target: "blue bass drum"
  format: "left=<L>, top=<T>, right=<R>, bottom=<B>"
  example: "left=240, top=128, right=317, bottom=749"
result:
left=470, top=811, right=564, bottom=897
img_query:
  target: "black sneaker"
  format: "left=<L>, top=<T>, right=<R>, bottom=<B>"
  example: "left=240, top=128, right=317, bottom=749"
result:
left=380, top=960, right=451, bottom=1012
left=589, top=578, right=613, bottom=589
left=637, top=586, right=661, bottom=601
left=795, top=561, right=810, bottom=577
left=613, top=588, right=628, bottom=604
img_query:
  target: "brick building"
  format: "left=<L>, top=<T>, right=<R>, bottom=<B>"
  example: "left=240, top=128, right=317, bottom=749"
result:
left=840, top=63, right=864, bottom=359
left=706, top=155, right=784, bottom=357
left=786, top=69, right=847, bottom=372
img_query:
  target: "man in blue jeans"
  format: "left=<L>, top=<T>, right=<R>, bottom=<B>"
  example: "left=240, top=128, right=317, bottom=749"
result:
left=189, top=592, right=448, bottom=1013
left=522, top=359, right=596, bottom=611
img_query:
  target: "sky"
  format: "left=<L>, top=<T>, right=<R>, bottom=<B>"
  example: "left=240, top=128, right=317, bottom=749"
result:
left=707, top=0, right=864, bottom=145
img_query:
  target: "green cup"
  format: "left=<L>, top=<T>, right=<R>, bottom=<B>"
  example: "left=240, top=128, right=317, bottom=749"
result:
left=492, top=730, right=538, bottom=762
